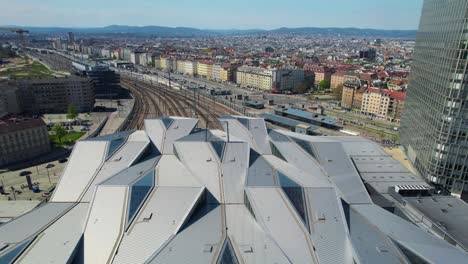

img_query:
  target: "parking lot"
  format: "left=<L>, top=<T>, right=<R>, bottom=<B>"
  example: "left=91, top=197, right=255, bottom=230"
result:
left=0, top=158, right=67, bottom=201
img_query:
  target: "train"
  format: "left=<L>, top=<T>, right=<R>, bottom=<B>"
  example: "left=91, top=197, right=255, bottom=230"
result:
left=243, top=101, right=265, bottom=109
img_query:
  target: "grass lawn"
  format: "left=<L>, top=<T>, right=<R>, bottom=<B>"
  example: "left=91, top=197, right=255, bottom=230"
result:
left=0, top=61, right=55, bottom=79
left=49, top=131, right=86, bottom=147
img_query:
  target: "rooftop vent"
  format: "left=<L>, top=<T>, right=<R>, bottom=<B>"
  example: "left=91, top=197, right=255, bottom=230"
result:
left=203, top=244, right=213, bottom=253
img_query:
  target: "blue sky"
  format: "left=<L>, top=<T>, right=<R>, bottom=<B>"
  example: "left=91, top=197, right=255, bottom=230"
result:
left=1, top=0, right=423, bottom=30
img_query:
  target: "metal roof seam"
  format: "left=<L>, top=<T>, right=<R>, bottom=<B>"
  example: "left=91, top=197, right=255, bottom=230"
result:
left=276, top=188, right=319, bottom=264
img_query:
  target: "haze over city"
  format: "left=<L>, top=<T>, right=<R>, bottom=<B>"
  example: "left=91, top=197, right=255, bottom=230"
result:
left=0, top=0, right=467, bottom=264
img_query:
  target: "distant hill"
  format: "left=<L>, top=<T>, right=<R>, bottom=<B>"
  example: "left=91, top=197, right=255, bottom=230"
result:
left=3, top=25, right=417, bottom=38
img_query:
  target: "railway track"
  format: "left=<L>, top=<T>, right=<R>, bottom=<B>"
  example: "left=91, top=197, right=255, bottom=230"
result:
left=120, top=78, right=235, bottom=131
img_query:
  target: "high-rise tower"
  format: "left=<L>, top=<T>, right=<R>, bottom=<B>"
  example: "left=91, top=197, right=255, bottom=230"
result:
left=400, top=0, right=468, bottom=195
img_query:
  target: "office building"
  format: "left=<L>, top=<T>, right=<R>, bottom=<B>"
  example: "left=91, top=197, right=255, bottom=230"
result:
left=86, top=66, right=120, bottom=99
left=68, top=32, right=75, bottom=44
left=73, top=62, right=120, bottom=99
left=273, top=69, right=305, bottom=90
left=0, top=116, right=467, bottom=263
left=359, top=48, right=377, bottom=61
left=0, top=82, right=22, bottom=115
left=14, top=77, right=94, bottom=114
left=400, top=0, right=468, bottom=195
left=0, top=115, right=51, bottom=166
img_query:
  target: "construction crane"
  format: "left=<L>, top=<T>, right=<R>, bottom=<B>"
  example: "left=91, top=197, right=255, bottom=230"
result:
left=0, top=27, right=30, bottom=65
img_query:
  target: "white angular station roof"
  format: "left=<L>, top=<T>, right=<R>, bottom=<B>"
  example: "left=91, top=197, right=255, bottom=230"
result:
left=0, top=116, right=467, bottom=264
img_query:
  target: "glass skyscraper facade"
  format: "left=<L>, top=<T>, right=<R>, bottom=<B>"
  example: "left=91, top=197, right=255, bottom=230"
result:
left=400, top=0, right=468, bottom=195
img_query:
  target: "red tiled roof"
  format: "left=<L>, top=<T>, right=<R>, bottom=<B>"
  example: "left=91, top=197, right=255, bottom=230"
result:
left=367, top=87, right=406, bottom=101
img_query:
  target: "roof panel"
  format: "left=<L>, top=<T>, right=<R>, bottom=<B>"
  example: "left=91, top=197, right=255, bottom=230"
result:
left=144, top=119, right=165, bottom=151
left=148, top=205, right=223, bottom=264
left=264, top=155, right=331, bottom=188
left=305, top=187, right=354, bottom=264
left=219, top=117, right=271, bottom=155
left=0, top=202, right=74, bottom=245
left=155, top=155, right=202, bottom=187
left=352, top=204, right=468, bottom=263
left=127, top=130, right=150, bottom=142
left=114, top=187, right=203, bottom=264
left=101, top=157, right=158, bottom=186
left=221, top=142, right=249, bottom=203
left=246, top=156, right=277, bottom=187
left=247, top=118, right=272, bottom=155
left=16, top=203, right=89, bottom=264
left=225, top=205, right=291, bottom=264
left=307, top=141, right=372, bottom=204
left=354, top=163, right=410, bottom=173
left=349, top=203, right=409, bottom=264
left=51, top=141, right=108, bottom=202
left=247, top=187, right=316, bottom=264
left=162, top=118, right=198, bottom=154
left=174, top=142, right=221, bottom=202
left=83, top=186, right=127, bottom=264
left=80, top=139, right=151, bottom=201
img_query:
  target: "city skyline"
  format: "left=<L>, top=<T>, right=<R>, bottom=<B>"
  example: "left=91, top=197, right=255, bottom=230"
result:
left=0, top=0, right=423, bottom=30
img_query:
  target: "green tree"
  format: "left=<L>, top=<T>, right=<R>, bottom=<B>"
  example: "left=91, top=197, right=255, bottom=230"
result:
left=319, top=80, right=330, bottom=90
left=67, top=104, right=78, bottom=120
left=52, top=124, right=66, bottom=143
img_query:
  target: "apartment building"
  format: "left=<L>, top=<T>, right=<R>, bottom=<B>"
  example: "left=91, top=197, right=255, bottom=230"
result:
left=101, top=49, right=111, bottom=58
left=16, top=77, right=94, bottom=114
left=130, top=51, right=143, bottom=65
left=220, top=66, right=231, bottom=82
left=221, top=63, right=240, bottom=82
left=0, top=116, right=51, bottom=166
left=330, top=72, right=359, bottom=91
left=361, top=87, right=406, bottom=122
left=176, top=60, right=197, bottom=76
left=197, top=61, right=213, bottom=79
left=236, top=66, right=275, bottom=90
left=111, top=49, right=120, bottom=60
left=341, top=81, right=365, bottom=110
left=154, top=57, right=161, bottom=69
left=121, top=48, right=132, bottom=61
left=159, top=57, right=176, bottom=71
left=138, top=53, right=149, bottom=66
left=212, top=63, right=222, bottom=81
left=304, top=65, right=333, bottom=86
